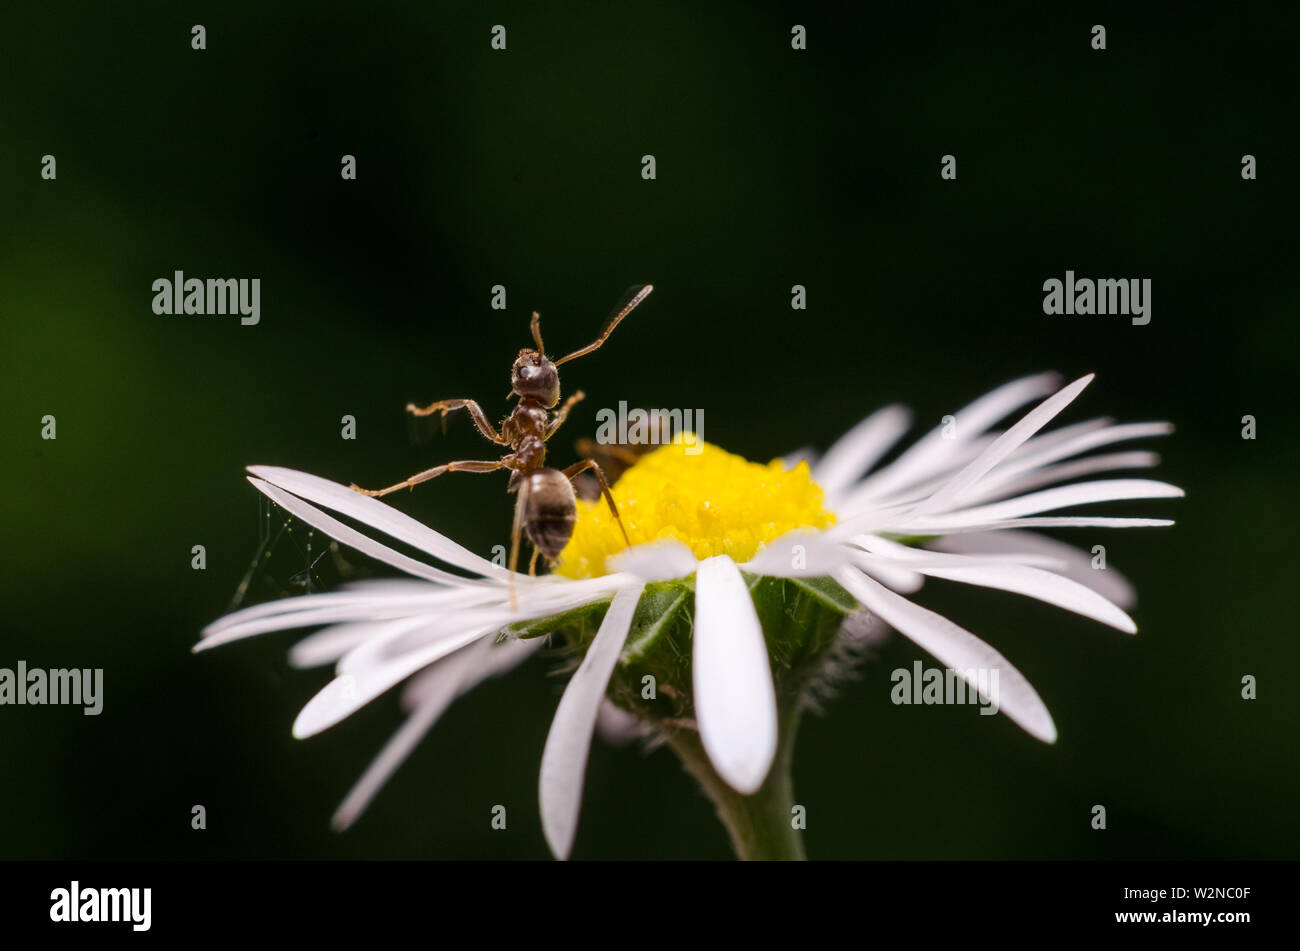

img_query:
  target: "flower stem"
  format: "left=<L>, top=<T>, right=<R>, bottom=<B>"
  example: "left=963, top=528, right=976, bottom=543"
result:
left=665, top=703, right=806, bottom=861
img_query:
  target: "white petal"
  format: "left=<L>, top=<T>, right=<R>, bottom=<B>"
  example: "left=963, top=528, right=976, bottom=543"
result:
left=908, top=478, right=1184, bottom=531
left=835, top=436, right=995, bottom=515
left=964, top=451, right=1160, bottom=504
left=202, top=581, right=443, bottom=637
left=836, top=415, right=1122, bottom=519
left=248, top=466, right=514, bottom=581
left=847, top=373, right=1061, bottom=502
left=982, top=421, right=1173, bottom=489
left=198, top=584, right=497, bottom=651
left=494, top=576, right=639, bottom=631
left=870, top=421, right=1127, bottom=510
left=693, top=555, right=778, bottom=794
left=289, top=624, right=374, bottom=669
left=904, top=516, right=1174, bottom=533
left=248, top=477, right=496, bottom=587
left=741, top=530, right=853, bottom=577
left=1004, top=415, right=1115, bottom=456
left=331, top=637, right=491, bottom=830
left=780, top=446, right=818, bottom=470
left=908, top=374, right=1094, bottom=519
left=340, top=580, right=631, bottom=676
left=833, top=566, right=1057, bottom=743
left=827, top=499, right=929, bottom=540
left=855, top=559, right=927, bottom=593
left=837, top=609, right=892, bottom=646
left=292, top=624, right=498, bottom=738
left=336, top=613, right=502, bottom=675
left=291, top=617, right=429, bottom=669
left=812, top=405, right=912, bottom=497
left=540, top=583, right=644, bottom=860
left=929, top=530, right=1137, bottom=608
left=849, top=532, right=1066, bottom=571
left=595, top=700, right=643, bottom=747
left=606, top=540, right=698, bottom=582
left=885, top=559, right=1137, bottom=632
left=426, top=636, right=542, bottom=706
left=930, top=371, right=1064, bottom=437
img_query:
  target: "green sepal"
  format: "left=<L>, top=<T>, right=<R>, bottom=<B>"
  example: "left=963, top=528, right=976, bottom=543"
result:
left=505, top=572, right=856, bottom=726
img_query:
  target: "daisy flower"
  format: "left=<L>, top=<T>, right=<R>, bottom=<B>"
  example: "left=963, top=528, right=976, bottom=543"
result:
left=197, top=371, right=1180, bottom=859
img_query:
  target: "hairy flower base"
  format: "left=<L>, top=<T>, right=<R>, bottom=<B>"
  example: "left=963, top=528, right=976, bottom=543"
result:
left=510, top=573, right=856, bottom=725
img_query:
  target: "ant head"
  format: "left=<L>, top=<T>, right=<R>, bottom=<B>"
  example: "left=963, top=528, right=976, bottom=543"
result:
left=511, top=349, right=559, bottom=407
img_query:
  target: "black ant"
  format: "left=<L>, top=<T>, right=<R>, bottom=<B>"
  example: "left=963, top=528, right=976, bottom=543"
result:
left=351, top=285, right=652, bottom=599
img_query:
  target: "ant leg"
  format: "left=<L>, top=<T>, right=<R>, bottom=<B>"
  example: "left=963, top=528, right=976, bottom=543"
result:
left=563, top=459, right=631, bottom=549
left=406, top=399, right=509, bottom=446
left=350, top=459, right=504, bottom=498
left=528, top=547, right=540, bottom=578
left=545, top=390, right=585, bottom=439
left=575, top=437, right=639, bottom=466
left=507, top=478, right=531, bottom=611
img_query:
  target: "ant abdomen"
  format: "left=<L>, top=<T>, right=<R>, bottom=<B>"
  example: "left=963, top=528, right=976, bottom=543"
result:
left=521, top=468, right=579, bottom=561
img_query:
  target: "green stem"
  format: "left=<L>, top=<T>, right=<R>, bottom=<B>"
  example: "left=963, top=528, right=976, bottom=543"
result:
left=665, top=702, right=806, bottom=861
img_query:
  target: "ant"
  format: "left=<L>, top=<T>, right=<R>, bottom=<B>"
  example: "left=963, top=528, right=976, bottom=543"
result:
left=351, top=285, right=653, bottom=602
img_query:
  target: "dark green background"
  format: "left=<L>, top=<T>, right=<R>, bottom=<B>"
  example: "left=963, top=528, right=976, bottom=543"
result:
left=3, top=2, right=1297, bottom=859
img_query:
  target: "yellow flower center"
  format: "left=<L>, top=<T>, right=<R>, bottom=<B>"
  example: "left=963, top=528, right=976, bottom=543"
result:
left=555, top=435, right=837, bottom=579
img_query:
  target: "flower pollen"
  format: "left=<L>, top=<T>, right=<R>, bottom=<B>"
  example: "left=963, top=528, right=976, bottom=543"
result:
left=555, top=435, right=836, bottom=579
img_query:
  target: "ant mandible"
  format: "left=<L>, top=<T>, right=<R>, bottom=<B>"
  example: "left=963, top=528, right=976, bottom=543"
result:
left=351, top=285, right=652, bottom=593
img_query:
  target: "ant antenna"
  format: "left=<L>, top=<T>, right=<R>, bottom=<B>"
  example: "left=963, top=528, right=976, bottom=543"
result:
left=530, top=311, right=545, bottom=356
left=553, top=284, right=653, bottom=367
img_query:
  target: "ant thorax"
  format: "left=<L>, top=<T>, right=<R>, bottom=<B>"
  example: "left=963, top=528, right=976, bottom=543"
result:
left=508, top=434, right=547, bottom=484
left=502, top=402, right=549, bottom=444
left=503, top=401, right=550, bottom=486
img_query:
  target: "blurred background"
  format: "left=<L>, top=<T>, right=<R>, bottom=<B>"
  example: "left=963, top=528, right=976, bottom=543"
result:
left=2, top=1, right=1297, bottom=859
